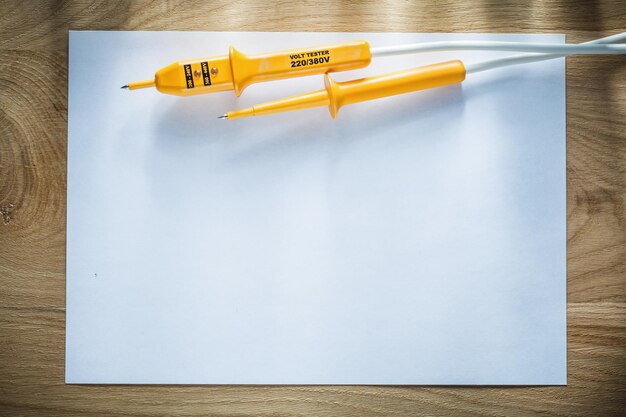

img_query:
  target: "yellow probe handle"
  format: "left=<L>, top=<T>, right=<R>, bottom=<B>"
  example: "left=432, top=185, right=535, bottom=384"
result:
left=131, top=41, right=372, bottom=97
left=230, top=40, right=372, bottom=96
left=325, top=60, right=466, bottom=118
left=226, top=60, right=466, bottom=119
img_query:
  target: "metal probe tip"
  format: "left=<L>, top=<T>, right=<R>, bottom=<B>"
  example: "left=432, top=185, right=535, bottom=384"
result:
left=120, top=85, right=129, bottom=89
left=218, top=114, right=228, bottom=120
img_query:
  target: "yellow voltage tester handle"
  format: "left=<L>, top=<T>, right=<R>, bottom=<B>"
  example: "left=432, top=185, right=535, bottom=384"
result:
left=224, top=60, right=466, bottom=120
left=126, top=41, right=372, bottom=96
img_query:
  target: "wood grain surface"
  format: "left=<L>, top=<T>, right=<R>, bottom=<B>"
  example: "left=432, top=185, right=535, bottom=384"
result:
left=1, top=0, right=625, bottom=415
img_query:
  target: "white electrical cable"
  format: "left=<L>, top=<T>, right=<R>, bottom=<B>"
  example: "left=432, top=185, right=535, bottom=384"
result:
left=465, top=32, right=626, bottom=74
left=370, top=40, right=626, bottom=57
left=369, top=33, right=626, bottom=75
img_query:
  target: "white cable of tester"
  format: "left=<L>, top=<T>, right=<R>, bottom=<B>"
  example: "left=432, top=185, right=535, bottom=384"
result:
left=370, top=40, right=626, bottom=57
left=465, top=32, right=626, bottom=73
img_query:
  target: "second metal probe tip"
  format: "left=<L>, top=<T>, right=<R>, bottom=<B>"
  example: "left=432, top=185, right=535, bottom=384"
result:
left=218, top=114, right=228, bottom=120
left=120, top=85, right=129, bottom=89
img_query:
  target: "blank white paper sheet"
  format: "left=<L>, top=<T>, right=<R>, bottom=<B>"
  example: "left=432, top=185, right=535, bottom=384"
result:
left=66, top=31, right=566, bottom=385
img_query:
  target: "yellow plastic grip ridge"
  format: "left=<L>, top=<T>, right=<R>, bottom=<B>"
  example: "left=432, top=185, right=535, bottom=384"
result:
left=229, top=40, right=371, bottom=96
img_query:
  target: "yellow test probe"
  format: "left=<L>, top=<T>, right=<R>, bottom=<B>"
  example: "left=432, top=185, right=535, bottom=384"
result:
left=123, top=41, right=372, bottom=96
left=220, top=60, right=466, bottom=120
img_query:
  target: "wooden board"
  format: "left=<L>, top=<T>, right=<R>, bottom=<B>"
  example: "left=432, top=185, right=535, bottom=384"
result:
left=0, top=1, right=624, bottom=415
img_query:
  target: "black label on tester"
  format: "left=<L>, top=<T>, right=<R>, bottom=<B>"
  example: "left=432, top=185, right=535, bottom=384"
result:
left=201, top=61, right=211, bottom=86
left=184, top=64, right=194, bottom=88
